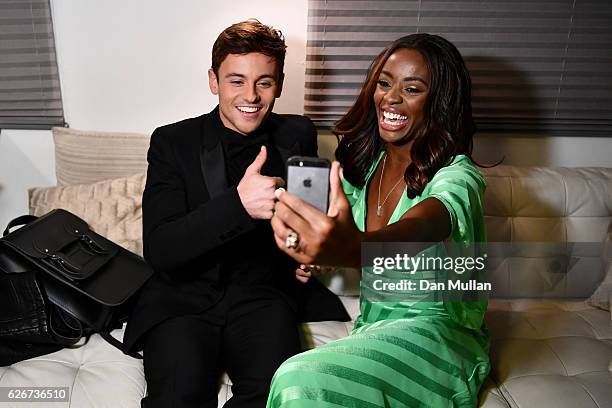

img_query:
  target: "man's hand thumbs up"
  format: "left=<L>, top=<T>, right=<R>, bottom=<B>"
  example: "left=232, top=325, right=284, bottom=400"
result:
left=238, top=145, right=284, bottom=220
left=244, top=146, right=267, bottom=176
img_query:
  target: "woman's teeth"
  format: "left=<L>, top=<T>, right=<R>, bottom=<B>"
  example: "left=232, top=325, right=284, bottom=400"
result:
left=382, top=110, right=407, bottom=125
left=237, top=106, right=260, bottom=113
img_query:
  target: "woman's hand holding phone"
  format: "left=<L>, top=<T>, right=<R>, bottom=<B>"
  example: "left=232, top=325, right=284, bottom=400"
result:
left=271, top=161, right=362, bottom=268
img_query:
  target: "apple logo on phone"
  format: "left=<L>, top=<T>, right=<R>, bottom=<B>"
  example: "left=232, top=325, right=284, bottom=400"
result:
left=303, top=178, right=312, bottom=188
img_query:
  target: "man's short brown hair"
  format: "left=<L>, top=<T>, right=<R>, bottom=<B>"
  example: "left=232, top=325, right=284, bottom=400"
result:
left=211, top=19, right=286, bottom=78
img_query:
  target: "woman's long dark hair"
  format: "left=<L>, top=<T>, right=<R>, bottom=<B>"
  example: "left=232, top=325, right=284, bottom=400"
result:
left=334, top=33, right=476, bottom=198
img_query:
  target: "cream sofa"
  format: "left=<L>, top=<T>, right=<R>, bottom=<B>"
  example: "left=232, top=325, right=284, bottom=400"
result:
left=1, top=129, right=611, bottom=408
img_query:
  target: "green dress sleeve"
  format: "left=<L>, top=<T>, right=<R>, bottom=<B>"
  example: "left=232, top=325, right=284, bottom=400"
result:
left=423, top=155, right=488, bottom=330
left=424, top=156, right=486, bottom=244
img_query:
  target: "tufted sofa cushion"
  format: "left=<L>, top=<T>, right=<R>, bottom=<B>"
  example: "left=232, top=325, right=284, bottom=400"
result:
left=481, top=166, right=612, bottom=300
left=481, top=166, right=612, bottom=239
left=588, top=226, right=612, bottom=311
left=0, top=327, right=145, bottom=407
left=485, top=300, right=612, bottom=408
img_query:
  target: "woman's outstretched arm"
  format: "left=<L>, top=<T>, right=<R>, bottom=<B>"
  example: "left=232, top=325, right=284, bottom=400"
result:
left=271, top=161, right=451, bottom=268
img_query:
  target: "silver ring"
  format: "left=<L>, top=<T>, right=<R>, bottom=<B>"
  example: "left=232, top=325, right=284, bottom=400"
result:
left=285, top=230, right=299, bottom=249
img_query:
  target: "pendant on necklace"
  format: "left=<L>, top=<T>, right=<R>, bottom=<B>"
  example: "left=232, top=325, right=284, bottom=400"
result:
left=376, top=205, right=382, bottom=216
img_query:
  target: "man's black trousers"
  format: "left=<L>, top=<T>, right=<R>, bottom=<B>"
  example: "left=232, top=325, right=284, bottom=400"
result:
left=140, top=286, right=301, bottom=408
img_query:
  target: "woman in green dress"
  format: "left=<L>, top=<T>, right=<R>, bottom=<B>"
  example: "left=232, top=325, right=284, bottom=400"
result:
left=269, top=33, right=490, bottom=407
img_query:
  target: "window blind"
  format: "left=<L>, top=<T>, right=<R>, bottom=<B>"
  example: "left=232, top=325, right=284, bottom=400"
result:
left=0, top=0, right=64, bottom=130
left=305, top=0, right=612, bottom=136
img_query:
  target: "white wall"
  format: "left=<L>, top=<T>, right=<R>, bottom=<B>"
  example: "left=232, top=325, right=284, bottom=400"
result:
left=1, top=0, right=611, bottom=229
left=0, top=130, right=56, bottom=229
left=51, top=0, right=309, bottom=132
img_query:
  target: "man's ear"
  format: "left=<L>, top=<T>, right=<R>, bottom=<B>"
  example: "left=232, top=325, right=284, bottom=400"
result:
left=275, top=72, right=284, bottom=98
left=208, top=68, right=219, bottom=95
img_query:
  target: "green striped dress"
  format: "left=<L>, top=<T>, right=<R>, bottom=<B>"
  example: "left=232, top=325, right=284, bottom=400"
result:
left=267, top=153, right=490, bottom=408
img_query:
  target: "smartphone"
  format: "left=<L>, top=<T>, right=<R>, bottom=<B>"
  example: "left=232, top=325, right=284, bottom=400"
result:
left=286, top=156, right=330, bottom=213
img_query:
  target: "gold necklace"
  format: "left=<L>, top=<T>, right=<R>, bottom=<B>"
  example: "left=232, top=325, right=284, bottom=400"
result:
left=376, top=153, right=405, bottom=217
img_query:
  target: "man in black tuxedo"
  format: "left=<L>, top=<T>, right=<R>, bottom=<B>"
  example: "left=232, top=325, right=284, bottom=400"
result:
left=123, top=20, right=348, bottom=408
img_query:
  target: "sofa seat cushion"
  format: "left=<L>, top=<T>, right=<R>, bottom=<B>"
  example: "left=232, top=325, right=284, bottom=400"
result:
left=479, top=377, right=511, bottom=408
left=0, top=326, right=145, bottom=407
left=486, top=300, right=612, bottom=408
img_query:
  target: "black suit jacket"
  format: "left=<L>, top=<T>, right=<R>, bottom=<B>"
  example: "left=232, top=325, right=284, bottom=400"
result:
left=124, top=109, right=349, bottom=352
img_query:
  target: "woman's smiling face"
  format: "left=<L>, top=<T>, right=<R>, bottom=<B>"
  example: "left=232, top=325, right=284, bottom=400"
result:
left=373, top=48, right=430, bottom=145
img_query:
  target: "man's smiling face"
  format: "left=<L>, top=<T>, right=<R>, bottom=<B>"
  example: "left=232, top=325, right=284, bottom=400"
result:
left=208, top=52, right=283, bottom=135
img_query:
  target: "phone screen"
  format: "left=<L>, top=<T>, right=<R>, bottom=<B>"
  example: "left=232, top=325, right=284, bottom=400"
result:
left=287, top=157, right=330, bottom=213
